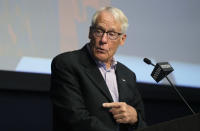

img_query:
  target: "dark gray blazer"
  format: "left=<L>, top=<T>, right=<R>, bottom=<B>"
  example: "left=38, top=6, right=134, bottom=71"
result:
left=50, top=45, right=146, bottom=131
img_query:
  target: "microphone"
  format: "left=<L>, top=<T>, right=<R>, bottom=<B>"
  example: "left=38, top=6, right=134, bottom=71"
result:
left=143, top=58, right=155, bottom=66
left=144, top=58, right=174, bottom=82
left=143, top=58, right=196, bottom=114
left=151, top=62, right=174, bottom=82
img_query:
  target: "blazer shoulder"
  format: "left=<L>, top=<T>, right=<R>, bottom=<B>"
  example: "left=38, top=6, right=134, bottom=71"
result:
left=52, top=48, right=86, bottom=64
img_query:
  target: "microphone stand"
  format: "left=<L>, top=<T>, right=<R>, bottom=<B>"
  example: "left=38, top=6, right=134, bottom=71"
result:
left=143, top=58, right=196, bottom=115
left=165, top=76, right=196, bottom=115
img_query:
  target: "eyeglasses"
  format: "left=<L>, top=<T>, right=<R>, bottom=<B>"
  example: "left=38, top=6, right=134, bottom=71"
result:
left=91, top=27, right=123, bottom=40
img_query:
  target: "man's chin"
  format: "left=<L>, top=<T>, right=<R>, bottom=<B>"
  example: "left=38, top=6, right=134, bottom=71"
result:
left=94, top=54, right=108, bottom=62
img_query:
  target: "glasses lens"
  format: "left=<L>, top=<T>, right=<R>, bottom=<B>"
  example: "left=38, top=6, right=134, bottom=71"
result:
left=94, top=29, right=103, bottom=37
left=93, top=28, right=121, bottom=40
left=108, top=32, right=118, bottom=40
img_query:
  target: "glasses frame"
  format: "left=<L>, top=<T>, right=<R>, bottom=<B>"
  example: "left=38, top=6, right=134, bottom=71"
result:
left=91, top=26, right=123, bottom=40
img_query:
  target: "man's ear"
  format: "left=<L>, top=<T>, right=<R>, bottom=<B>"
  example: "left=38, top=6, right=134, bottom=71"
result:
left=88, top=26, right=93, bottom=39
left=120, top=34, right=127, bottom=46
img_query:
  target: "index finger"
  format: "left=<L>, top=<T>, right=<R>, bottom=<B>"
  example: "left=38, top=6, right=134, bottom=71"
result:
left=102, top=102, right=121, bottom=108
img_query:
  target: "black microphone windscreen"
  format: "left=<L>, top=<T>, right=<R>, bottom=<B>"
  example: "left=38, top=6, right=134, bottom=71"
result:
left=143, top=58, right=152, bottom=65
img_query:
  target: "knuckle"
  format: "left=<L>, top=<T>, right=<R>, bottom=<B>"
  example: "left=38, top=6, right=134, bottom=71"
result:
left=124, top=113, right=128, bottom=118
left=122, top=106, right=126, bottom=111
left=121, top=102, right=126, bottom=105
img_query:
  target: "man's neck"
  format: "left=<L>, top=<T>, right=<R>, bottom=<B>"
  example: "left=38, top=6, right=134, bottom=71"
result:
left=104, top=60, right=112, bottom=69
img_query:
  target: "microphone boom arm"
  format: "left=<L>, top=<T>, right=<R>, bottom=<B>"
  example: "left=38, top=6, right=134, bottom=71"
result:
left=165, top=76, right=196, bottom=115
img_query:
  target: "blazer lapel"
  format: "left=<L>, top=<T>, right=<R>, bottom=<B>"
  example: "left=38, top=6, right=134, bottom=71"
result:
left=85, top=67, right=113, bottom=102
left=115, top=64, right=132, bottom=102
left=80, top=46, right=113, bottom=102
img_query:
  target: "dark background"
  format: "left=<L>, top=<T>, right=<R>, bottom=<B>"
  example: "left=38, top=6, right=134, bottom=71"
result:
left=0, top=70, right=199, bottom=131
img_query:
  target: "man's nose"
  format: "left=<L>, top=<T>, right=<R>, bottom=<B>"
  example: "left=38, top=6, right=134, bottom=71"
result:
left=100, top=33, right=108, bottom=43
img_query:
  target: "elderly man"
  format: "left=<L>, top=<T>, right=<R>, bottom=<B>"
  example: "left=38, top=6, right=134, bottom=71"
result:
left=50, top=6, right=146, bottom=131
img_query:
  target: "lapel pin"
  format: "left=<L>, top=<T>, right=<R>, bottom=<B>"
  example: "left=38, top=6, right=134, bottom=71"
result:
left=121, top=78, right=126, bottom=82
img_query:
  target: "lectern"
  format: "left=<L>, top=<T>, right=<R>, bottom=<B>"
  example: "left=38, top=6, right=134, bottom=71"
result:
left=138, top=113, right=200, bottom=131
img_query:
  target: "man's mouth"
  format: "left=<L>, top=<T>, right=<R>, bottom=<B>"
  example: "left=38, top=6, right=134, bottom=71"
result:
left=96, top=47, right=108, bottom=53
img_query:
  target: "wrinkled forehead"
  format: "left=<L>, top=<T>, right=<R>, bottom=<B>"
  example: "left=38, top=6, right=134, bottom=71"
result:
left=94, top=11, right=122, bottom=31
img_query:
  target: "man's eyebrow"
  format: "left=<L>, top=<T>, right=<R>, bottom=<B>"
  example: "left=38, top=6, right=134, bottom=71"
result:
left=95, top=26, right=116, bottom=32
left=95, top=25, right=105, bottom=30
left=107, top=28, right=115, bottom=31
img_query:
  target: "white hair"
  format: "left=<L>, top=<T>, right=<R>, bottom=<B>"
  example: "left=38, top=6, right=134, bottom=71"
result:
left=91, top=7, right=129, bottom=33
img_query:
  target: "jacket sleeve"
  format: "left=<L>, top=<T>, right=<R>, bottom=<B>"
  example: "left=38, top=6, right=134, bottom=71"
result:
left=130, top=90, right=147, bottom=130
left=121, top=88, right=146, bottom=131
left=50, top=56, right=113, bottom=131
left=127, top=74, right=147, bottom=130
left=116, top=64, right=146, bottom=130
